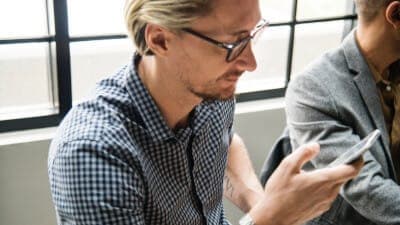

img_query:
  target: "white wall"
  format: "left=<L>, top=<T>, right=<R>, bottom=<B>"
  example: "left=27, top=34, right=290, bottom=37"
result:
left=224, top=101, right=286, bottom=223
left=0, top=101, right=286, bottom=225
left=0, top=140, right=56, bottom=225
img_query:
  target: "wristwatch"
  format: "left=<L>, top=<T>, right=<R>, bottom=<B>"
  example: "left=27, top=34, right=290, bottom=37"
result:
left=239, top=214, right=255, bottom=225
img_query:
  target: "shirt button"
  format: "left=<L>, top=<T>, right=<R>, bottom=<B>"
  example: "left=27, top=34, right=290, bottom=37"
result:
left=167, top=138, right=177, bottom=144
left=386, top=85, right=392, bottom=92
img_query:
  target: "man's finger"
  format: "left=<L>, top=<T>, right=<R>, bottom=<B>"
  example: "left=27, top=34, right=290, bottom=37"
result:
left=284, top=142, right=320, bottom=173
left=309, top=158, right=364, bottom=184
left=348, top=157, right=364, bottom=170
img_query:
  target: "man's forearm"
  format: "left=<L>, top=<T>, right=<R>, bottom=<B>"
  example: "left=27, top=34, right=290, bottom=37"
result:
left=224, top=133, right=264, bottom=212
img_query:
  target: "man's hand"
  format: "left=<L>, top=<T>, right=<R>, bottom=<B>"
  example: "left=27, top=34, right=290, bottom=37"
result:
left=249, top=143, right=363, bottom=225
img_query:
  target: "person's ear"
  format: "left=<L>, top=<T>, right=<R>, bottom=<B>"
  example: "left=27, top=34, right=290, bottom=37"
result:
left=386, top=1, right=400, bottom=29
left=144, top=23, right=172, bottom=56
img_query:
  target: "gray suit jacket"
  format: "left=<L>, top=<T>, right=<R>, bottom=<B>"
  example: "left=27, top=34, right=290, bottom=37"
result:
left=285, top=30, right=400, bottom=225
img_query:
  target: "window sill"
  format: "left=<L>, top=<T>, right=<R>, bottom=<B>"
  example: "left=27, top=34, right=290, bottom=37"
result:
left=0, top=127, right=56, bottom=146
left=235, top=97, right=285, bottom=114
left=0, top=98, right=285, bottom=146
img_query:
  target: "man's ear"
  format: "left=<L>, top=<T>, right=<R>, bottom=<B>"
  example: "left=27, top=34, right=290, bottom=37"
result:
left=144, top=23, right=172, bottom=56
left=386, top=1, right=400, bottom=29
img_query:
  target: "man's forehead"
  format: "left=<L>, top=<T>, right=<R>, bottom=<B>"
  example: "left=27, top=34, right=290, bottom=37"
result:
left=195, top=0, right=261, bottom=34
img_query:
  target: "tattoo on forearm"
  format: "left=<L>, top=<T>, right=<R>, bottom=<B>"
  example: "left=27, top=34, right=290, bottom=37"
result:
left=224, top=175, right=234, bottom=198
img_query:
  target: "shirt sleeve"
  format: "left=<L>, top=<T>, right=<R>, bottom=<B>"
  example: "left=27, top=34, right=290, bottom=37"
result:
left=48, top=139, right=146, bottom=225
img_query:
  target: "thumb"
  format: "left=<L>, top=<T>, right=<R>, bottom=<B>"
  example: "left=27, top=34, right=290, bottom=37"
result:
left=284, top=142, right=320, bottom=173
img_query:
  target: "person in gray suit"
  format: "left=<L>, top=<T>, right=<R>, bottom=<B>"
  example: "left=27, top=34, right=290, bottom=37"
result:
left=285, top=0, right=400, bottom=224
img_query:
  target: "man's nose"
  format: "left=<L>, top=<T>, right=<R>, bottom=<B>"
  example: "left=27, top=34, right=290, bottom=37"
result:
left=234, top=43, right=257, bottom=72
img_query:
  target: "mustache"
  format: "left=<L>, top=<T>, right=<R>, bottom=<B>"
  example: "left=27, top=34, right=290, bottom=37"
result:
left=219, top=70, right=244, bottom=80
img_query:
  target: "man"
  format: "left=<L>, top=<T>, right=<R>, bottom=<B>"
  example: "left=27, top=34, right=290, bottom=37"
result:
left=48, top=0, right=362, bottom=224
left=285, top=0, right=400, bottom=224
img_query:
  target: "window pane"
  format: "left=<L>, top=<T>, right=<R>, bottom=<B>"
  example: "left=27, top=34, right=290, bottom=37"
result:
left=0, top=0, right=49, bottom=38
left=237, top=26, right=289, bottom=94
left=0, top=43, right=56, bottom=120
left=261, top=0, right=293, bottom=23
left=291, top=21, right=345, bottom=76
left=68, top=0, right=126, bottom=36
left=297, top=0, right=351, bottom=20
left=70, top=39, right=133, bottom=102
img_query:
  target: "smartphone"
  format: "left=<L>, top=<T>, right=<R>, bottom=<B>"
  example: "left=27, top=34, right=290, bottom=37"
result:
left=328, top=129, right=381, bottom=167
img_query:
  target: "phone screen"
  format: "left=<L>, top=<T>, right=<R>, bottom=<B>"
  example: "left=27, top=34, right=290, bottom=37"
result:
left=328, top=129, right=381, bottom=167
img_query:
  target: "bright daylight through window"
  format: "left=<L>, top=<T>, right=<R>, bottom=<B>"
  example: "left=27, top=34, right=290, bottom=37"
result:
left=0, top=0, right=356, bottom=132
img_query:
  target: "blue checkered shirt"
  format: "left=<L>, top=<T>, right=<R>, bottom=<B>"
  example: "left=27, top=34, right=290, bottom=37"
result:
left=48, top=54, right=235, bottom=225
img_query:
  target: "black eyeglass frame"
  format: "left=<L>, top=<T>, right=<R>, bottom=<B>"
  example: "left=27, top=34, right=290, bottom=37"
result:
left=181, top=19, right=269, bottom=62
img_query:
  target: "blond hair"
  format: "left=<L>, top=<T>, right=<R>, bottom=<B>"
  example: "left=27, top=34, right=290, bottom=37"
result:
left=354, top=0, right=394, bottom=22
left=125, top=0, right=212, bottom=55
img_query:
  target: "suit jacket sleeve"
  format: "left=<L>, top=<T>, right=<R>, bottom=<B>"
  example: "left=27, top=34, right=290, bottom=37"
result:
left=285, top=73, right=400, bottom=225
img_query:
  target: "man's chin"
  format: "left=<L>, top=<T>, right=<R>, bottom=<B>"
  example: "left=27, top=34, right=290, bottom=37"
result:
left=217, top=91, right=236, bottom=101
left=193, top=89, right=236, bottom=101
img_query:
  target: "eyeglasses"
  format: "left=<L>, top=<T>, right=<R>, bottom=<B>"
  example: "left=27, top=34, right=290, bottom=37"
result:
left=182, top=19, right=269, bottom=62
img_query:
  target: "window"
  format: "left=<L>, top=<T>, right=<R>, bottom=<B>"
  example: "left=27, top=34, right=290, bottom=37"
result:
left=236, top=0, right=356, bottom=101
left=68, top=1, right=130, bottom=104
left=0, top=43, right=56, bottom=120
left=0, top=0, right=356, bottom=133
left=70, top=39, right=132, bottom=102
left=0, top=0, right=62, bottom=132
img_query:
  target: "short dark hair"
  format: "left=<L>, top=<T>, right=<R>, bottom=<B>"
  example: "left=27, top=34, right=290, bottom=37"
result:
left=354, top=0, right=394, bottom=22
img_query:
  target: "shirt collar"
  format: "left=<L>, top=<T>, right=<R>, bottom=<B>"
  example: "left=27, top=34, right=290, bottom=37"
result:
left=366, top=59, right=387, bottom=85
left=389, top=61, right=400, bottom=84
left=364, top=56, right=400, bottom=86
left=357, top=36, right=400, bottom=85
left=124, top=53, right=215, bottom=142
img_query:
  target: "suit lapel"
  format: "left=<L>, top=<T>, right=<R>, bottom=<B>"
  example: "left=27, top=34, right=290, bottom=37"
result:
left=342, top=30, right=392, bottom=158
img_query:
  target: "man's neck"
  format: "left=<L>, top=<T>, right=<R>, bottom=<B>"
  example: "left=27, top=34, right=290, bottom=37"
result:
left=138, top=56, right=202, bottom=130
left=356, top=25, right=399, bottom=75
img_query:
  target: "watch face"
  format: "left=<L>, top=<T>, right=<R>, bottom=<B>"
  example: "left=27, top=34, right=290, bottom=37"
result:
left=239, top=214, right=255, bottom=225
